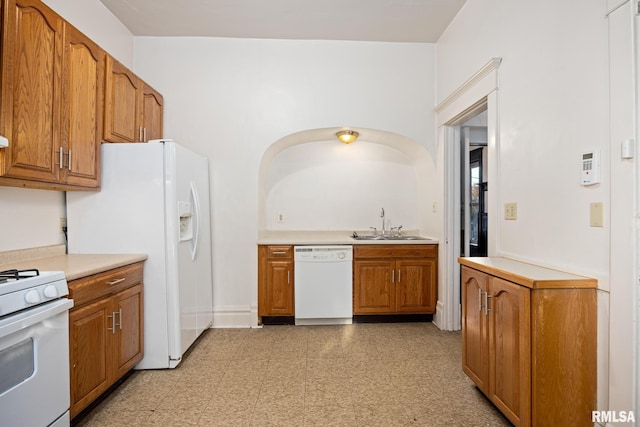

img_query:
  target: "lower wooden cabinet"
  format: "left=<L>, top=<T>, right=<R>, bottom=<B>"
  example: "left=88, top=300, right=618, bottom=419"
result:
left=68, top=262, right=144, bottom=418
left=258, top=245, right=294, bottom=320
left=353, top=244, right=437, bottom=315
left=460, top=258, right=596, bottom=427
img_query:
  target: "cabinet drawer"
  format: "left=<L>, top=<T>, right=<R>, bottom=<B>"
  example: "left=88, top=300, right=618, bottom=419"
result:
left=266, top=246, right=293, bottom=259
left=69, top=262, right=144, bottom=308
left=354, top=244, right=437, bottom=259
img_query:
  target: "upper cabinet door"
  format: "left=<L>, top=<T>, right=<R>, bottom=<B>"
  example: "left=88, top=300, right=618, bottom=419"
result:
left=60, top=23, right=104, bottom=187
left=141, top=82, right=163, bottom=142
left=104, top=55, right=141, bottom=143
left=0, top=0, right=63, bottom=182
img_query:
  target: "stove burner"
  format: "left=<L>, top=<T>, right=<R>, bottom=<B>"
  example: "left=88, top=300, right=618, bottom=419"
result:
left=0, top=269, right=40, bottom=281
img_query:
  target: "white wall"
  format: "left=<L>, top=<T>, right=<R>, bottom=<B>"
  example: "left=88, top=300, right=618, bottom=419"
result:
left=133, top=38, right=436, bottom=323
left=0, top=0, right=133, bottom=253
left=436, top=0, right=630, bottom=418
left=42, top=0, right=134, bottom=67
left=265, top=140, right=420, bottom=231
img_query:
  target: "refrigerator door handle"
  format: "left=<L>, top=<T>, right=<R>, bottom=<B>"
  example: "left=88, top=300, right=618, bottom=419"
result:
left=189, top=181, right=201, bottom=261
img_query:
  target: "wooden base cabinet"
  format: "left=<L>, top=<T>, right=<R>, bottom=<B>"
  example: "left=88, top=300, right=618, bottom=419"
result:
left=258, top=245, right=294, bottom=321
left=353, top=245, right=437, bottom=315
left=460, top=258, right=597, bottom=427
left=68, top=262, right=144, bottom=419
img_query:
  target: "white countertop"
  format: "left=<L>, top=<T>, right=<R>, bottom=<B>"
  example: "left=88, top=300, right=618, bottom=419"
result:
left=459, top=256, right=597, bottom=289
left=257, top=230, right=439, bottom=245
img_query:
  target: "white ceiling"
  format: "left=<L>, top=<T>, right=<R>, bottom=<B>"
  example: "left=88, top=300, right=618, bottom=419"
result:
left=99, top=0, right=466, bottom=43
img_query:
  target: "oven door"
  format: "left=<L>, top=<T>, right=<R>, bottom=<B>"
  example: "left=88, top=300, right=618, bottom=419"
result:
left=0, top=298, right=73, bottom=427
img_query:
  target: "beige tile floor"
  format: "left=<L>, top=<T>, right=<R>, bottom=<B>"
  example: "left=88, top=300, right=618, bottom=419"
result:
left=74, top=322, right=511, bottom=426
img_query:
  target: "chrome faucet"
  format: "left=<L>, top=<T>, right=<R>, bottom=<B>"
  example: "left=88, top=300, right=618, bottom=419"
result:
left=380, top=208, right=386, bottom=236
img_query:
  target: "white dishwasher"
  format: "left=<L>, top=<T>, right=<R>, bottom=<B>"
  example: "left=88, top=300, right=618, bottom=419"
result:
left=294, top=245, right=353, bottom=325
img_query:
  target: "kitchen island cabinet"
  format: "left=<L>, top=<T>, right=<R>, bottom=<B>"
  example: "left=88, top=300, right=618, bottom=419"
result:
left=68, top=261, right=144, bottom=419
left=353, top=244, right=437, bottom=315
left=258, top=245, right=294, bottom=322
left=459, top=257, right=596, bottom=427
left=0, top=0, right=103, bottom=190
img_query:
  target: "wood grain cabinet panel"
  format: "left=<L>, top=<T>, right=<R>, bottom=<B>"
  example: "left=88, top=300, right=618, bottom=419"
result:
left=353, top=260, right=395, bottom=313
left=258, top=245, right=294, bottom=320
left=60, top=22, right=103, bottom=187
left=353, top=245, right=438, bottom=315
left=68, top=262, right=144, bottom=419
left=104, top=55, right=163, bottom=143
left=0, top=0, right=103, bottom=190
left=141, top=82, right=163, bottom=142
left=396, top=258, right=437, bottom=313
left=112, top=284, right=144, bottom=379
left=0, top=0, right=63, bottom=185
left=459, top=259, right=596, bottom=427
left=69, top=298, right=111, bottom=414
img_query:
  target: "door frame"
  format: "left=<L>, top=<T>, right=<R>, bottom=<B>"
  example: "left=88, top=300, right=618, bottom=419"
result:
left=434, top=58, right=501, bottom=331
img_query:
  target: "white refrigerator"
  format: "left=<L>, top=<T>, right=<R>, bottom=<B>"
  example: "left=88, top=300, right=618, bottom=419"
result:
left=66, top=140, right=213, bottom=369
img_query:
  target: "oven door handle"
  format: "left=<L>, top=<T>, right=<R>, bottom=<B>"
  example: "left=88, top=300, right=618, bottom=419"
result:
left=0, top=298, right=74, bottom=338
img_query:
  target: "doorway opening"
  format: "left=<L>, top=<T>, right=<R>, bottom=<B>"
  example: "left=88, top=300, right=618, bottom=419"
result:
left=460, top=112, right=488, bottom=258
left=433, top=57, right=500, bottom=331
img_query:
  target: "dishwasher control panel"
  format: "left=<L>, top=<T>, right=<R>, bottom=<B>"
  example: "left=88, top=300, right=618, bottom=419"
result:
left=294, top=246, right=353, bottom=262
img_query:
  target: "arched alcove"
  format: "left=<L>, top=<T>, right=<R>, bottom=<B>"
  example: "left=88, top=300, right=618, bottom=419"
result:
left=258, top=127, right=435, bottom=234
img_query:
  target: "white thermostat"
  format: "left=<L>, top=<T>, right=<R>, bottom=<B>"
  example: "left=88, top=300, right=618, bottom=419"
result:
left=581, top=150, right=600, bottom=186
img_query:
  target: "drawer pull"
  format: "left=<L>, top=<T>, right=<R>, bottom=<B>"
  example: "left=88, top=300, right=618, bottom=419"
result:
left=272, top=251, right=287, bottom=255
left=107, top=278, right=126, bottom=286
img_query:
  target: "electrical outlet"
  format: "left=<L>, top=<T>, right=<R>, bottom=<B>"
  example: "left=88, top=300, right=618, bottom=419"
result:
left=277, top=213, right=284, bottom=223
left=59, top=217, right=67, bottom=234
left=504, top=203, right=517, bottom=220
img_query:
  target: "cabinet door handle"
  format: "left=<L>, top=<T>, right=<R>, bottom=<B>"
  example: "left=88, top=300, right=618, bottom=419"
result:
left=485, top=294, right=494, bottom=314
left=59, top=147, right=64, bottom=169
left=143, top=127, right=147, bottom=142
left=397, top=269, right=401, bottom=283
left=107, top=313, right=116, bottom=334
left=106, top=278, right=126, bottom=286
left=478, top=289, right=484, bottom=312
left=287, top=271, right=290, bottom=284
left=139, top=126, right=143, bottom=142
left=68, top=149, right=72, bottom=171
left=392, top=269, right=395, bottom=283
left=482, top=292, right=495, bottom=315
left=114, top=308, right=122, bottom=330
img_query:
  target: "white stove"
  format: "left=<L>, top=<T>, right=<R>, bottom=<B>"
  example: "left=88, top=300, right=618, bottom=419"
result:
left=0, top=268, right=73, bottom=427
left=0, top=269, right=69, bottom=316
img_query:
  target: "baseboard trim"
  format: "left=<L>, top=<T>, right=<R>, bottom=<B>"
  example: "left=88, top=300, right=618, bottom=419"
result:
left=212, top=305, right=257, bottom=328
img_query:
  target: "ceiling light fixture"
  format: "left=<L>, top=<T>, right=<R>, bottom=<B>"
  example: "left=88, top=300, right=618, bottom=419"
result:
left=336, top=130, right=359, bottom=144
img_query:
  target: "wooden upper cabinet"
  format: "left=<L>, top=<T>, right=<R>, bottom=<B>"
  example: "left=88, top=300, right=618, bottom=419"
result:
left=104, top=55, right=163, bottom=143
left=0, top=0, right=63, bottom=184
left=60, top=23, right=103, bottom=187
left=104, top=56, right=140, bottom=143
left=0, top=0, right=102, bottom=190
left=141, top=82, right=163, bottom=142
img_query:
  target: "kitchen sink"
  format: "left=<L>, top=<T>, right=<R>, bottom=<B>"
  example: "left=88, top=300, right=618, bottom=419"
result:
left=350, top=235, right=430, bottom=241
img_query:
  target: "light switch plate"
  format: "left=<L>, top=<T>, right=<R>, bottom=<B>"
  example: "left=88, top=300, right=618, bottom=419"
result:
left=504, top=203, right=517, bottom=220
left=590, top=202, right=604, bottom=227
